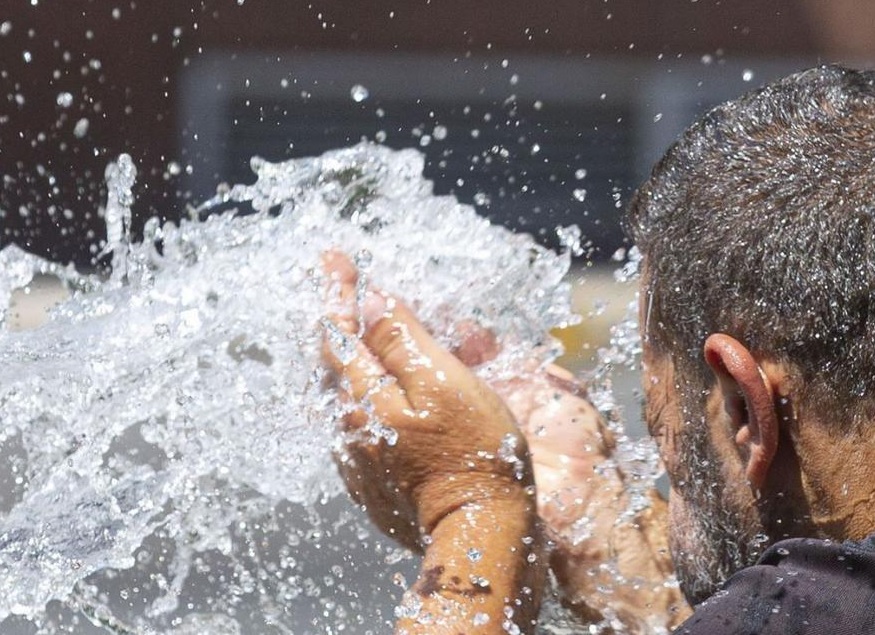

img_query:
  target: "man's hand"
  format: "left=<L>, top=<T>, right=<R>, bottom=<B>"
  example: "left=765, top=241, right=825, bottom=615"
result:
left=455, top=327, right=689, bottom=630
left=322, top=251, right=544, bottom=634
left=323, top=250, right=532, bottom=543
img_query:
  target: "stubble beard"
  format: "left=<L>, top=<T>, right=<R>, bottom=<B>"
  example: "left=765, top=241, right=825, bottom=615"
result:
left=668, top=408, right=768, bottom=606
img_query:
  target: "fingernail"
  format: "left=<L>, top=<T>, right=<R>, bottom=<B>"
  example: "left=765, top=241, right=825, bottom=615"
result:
left=321, top=250, right=355, bottom=283
left=361, top=290, right=389, bottom=329
left=321, top=250, right=340, bottom=277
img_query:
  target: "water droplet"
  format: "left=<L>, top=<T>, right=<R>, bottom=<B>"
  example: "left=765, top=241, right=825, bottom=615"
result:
left=470, top=575, right=490, bottom=589
left=0, top=21, right=11, bottom=36
left=556, top=225, right=583, bottom=256
left=498, top=433, right=519, bottom=462
left=381, top=426, right=398, bottom=446
left=73, top=118, right=90, bottom=138
left=350, top=84, right=369, bottom=103
left=572, top=188, right=587, bottom=202
left=56, top=92, right=74, bottom=108
left=742, top=69, right=754, bottom=82
left=466, top=547, right=482, bottom=562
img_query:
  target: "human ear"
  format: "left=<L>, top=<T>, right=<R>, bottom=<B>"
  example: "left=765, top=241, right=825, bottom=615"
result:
left=703, top=334, right=779, bottom=490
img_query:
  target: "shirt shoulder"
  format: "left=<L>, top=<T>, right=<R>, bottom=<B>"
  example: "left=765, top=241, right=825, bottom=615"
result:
left=673, top=535, right=875, bottom=634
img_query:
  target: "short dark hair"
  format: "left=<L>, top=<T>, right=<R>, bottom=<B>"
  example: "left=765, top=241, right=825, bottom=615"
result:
left=628, top=65, right=875, bottom=426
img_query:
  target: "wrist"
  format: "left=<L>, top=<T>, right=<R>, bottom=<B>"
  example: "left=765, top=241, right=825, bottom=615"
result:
left=416, top=472, right=536, bottom=536
left=413, top=433, right=536, bottom=539
left=399, top=486, right=545, bottom=634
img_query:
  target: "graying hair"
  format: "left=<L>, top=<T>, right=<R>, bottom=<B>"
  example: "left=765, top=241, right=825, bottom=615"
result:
left=628, top=65, right=875, bottom=426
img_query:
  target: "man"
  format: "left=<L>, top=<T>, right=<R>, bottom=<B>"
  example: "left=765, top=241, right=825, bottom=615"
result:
left=323, top=65, right=875, bottom=633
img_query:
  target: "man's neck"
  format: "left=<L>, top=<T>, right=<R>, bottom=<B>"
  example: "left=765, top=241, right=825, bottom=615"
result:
left=791, top=425, right=875, bottom=541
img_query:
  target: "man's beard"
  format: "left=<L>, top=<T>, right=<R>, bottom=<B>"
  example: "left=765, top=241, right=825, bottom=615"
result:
left=668, top=403, right=769, bottom=606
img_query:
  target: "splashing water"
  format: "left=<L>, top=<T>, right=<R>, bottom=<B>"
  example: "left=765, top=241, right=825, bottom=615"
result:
left=0, top=143, right=587, bottom=631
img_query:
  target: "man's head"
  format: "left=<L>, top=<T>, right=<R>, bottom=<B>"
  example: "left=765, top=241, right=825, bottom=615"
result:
left=627, top=65, right=875, bottom=604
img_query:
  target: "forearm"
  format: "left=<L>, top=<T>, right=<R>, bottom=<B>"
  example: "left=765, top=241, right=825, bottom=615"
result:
left=395, top=487, right=545, bottom=635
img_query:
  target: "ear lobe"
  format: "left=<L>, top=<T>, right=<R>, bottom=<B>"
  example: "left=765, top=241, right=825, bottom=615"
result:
left=703, top=334, right=779, bottom=491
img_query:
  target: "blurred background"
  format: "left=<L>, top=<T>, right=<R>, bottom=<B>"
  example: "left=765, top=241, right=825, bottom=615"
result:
left=3, top=1, right=875, bottom=632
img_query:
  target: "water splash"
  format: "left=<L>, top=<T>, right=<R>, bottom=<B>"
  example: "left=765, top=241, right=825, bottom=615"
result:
left=0, top=143, right=578, bottom=631
left=587, top=246, right=663, bottom=520
left=100, top=153, right=137, bottom=282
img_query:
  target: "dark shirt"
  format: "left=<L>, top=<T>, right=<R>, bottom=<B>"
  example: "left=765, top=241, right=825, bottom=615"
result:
left=676, top=534, right=875, bottom=634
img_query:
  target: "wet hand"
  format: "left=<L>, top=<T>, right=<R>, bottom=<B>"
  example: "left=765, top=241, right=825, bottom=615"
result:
left=502, top=372, right=689, bottom=630
left=451, top=325, right=615, bottom=543
left=321, top=251, right=535, bottom=551
left=455, top=329, right=689, bottom=631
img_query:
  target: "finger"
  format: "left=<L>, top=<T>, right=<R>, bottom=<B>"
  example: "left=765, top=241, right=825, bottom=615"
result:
left=360, top=291, right=483, bottom=403
left=322, top=249, right=358, bottom=285
left=544, top=363, right=588, bottom=398
left=322, top=254, right=415, bottom=424
left=322, top=250, right=360, bottom=329
left=321, top=317, right=410, bottom=420
left=323, top=250, right=482, bottom=404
